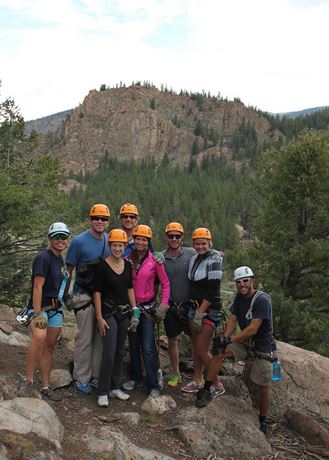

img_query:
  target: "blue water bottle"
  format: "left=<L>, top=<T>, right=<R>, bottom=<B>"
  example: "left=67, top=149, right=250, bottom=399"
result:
left=272, top=358, right=281, bottom=382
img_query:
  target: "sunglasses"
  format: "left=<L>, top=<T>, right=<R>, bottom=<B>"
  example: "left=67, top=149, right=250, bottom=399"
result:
left=91, top=216, right=109, bottom=222
left=51, top=234, right=69, bottom=240
left=121, top=214, right=137, bottom=219
left=235, top=278, right=251, bottom=284
left=167, top=234, right=182, bottom=240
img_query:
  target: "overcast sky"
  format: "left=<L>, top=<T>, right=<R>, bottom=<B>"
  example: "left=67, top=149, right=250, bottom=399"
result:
left=1, top=0, right=328, bottom=120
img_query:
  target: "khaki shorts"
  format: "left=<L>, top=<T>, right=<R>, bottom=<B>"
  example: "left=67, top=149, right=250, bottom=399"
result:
left=227, top=342, right=272, bottom=386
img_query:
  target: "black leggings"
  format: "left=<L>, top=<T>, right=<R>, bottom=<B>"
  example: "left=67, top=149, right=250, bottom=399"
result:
left=98, top=312, right=129, bottom=395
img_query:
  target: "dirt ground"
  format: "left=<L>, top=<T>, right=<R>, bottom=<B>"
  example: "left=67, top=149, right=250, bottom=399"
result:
left=0, top=331, right=322, bottom=460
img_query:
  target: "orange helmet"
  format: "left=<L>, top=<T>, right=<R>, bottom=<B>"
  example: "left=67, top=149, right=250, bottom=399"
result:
left=192, top=227, right=212, bottom=240
left=108, top=229, right=128, bottom=243
left=119, top=203, right=139, bottom=217
left=133, top=224, right=152, bottom=239
left=165, top=222, right=184, bottom=234
left=89, top=204, right=110, bottom=217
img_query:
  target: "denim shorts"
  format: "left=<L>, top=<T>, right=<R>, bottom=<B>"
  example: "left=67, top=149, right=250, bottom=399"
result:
left=27, top=309, right=63, bottom=328
left=187, top=307, right=221, bottom=330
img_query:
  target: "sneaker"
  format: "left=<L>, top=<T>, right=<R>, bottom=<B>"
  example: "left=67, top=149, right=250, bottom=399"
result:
left=167, top=372, right=182, bottom=388
left=195, top=388, right=212, bottom=408
left=122, top=380, right=143, bottom=391
left=210, top=383, right=225, bottom=398
left=149, top=389, right=161, bottom=398
left=18, top=380, right=36, bottom=398
left=89, top=377, right=98, bottom=389
left=97, top=395, right=109, bottom=407
left=181, top=380, right=204, bottom=394
left=109, top=389, right=130, bottom=401
left=73, top=380, right=92, bottom=395
left=41, top=387, right=62, bottom=402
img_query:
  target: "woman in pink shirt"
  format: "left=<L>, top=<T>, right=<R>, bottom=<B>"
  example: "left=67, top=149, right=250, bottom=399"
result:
left=123, top=225, right=170, bottom=398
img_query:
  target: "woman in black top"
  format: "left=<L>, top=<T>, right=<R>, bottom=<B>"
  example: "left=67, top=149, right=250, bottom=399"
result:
left=18, top=222, right=70, bottom=401
left=94, top=229, right=137, bottom=408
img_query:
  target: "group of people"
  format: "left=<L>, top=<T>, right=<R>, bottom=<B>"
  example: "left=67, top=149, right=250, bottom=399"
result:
left=19, top=202, right=276, bottom=434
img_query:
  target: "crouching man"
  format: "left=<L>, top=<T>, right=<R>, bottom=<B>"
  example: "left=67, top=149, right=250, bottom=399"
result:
left=195, top=266, right=276, bottom=434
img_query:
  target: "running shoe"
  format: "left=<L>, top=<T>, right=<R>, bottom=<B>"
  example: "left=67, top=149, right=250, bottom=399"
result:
left=167, top=372, right=182, bottom=388
left=181, top=379, right=204, bottom=393
left=149, top=389, right=161, bottom=398
left=109, top=389, right=130, bottom=400
left=98, top=395, right=109, bottom=407
left=210, top=383, right=225, bottom=398
left=41, top=387, right=62, bottom=402
left=73, top=380, right=92, bottom=395
left=122, top=380, right=143, bottom=391
left=18, top=380, right=37, bottom=398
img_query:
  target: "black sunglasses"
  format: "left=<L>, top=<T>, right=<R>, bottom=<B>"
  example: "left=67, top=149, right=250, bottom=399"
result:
left=235, top=278, right=251, bottom=284
left=167, top=234, right=182, bottom=240
left=121, top=214, right=137, bottom=219
left=91, top=216, right=109, bottom=222
left=51, top=234, right=69, bottom=240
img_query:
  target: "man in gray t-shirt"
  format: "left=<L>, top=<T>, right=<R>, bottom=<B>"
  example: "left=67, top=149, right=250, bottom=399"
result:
left=161, top=222, right=195, bottom=388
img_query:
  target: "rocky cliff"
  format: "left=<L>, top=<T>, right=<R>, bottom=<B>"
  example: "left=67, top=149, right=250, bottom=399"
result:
left=38, top=85, right=282, bottom=175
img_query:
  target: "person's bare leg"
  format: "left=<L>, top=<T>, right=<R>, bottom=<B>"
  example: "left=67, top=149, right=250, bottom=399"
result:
left=25, top=323, right=47, bottom=382
left=39, top=327, right=61, bottom=387
left=168, top=336, right=180, bottom=373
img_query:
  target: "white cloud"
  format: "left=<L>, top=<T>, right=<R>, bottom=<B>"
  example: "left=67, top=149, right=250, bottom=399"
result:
left=0, top=0, right=328, bottom=119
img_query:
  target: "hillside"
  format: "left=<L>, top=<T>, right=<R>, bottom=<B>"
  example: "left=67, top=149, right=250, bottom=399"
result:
left=26, top=109, right=72, bottom=134
left=37, top=85, right=283, bottom=175
left=277, top=106, right=328, bottom=119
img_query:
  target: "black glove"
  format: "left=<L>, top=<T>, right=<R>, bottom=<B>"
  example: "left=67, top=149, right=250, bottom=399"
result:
left=212, top=334, right=232, bottom=355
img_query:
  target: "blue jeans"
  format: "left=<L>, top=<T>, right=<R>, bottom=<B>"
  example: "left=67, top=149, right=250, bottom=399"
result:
left=129, top=314, right=160, bottom=391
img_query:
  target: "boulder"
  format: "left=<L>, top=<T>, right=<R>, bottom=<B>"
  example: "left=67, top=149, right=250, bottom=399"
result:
left=286, top=408, right=329, bottom=447
left=49, top=369, right=72, bottom=389
left=141, top=395, right=177, bottom=415
left=83, top=425, right=174, bottom=459
left=270, top=342, right=329, bottom=416
left=0, top=330, right=30, bottom=347
left=220, top=375, right=253, bottom=402
left=0, top=305, right=16, bottom=323
left=176, top=396, right=272, bottom=459
left=0, top=322, right=13, bottom=335
left=119, top=412, right=140, bottom=426
left=0, top=431, right=61, bottom=460
left=0, top=398, right=64, bottom=451
left=0, top=376, right=21, bottom=401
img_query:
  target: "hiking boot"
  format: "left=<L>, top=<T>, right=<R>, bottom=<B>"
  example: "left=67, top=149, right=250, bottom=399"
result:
left=97, top=395, right=109, bottom=408
left=195, top=388, right=212, bottom=408
left=149, top=389, right=161, bottom=398
left=210, top=383, right=225, bottom=399
left=18, top=380, right=37, bottom=398
left=122, top=380, right=143, bottom=391
left=41, top=387, right=62, bottom=402
left=73, top=380, right=92, bottom=395
left=167, top=372, right=182, bottom=388
left=181, top=379, right=204, bottom=394
left=89, top=377, right=98, bottom=389
left=260, top=419, right=268, bottom=434
left=109, top=389, right=130, bottom=401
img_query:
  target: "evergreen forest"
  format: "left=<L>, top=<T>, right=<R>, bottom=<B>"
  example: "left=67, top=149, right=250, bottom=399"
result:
left=1, top=87, right=329, bottom=357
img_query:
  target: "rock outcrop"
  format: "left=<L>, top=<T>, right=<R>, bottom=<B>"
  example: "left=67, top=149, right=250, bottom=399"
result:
left=0, top=398, right=64, bottom=451
left=37, top=85, right=282, bottom=176
left=176, top=394, right=272, bottom=459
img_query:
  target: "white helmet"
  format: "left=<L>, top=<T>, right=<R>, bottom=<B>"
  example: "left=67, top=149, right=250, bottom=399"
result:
left=234, top=266, right=254, bottom=281
left=48, top=222, right=70, bottom=237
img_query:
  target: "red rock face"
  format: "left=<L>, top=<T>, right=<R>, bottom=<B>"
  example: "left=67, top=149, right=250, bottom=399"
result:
left=37, top=85, right=282, bottom=175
